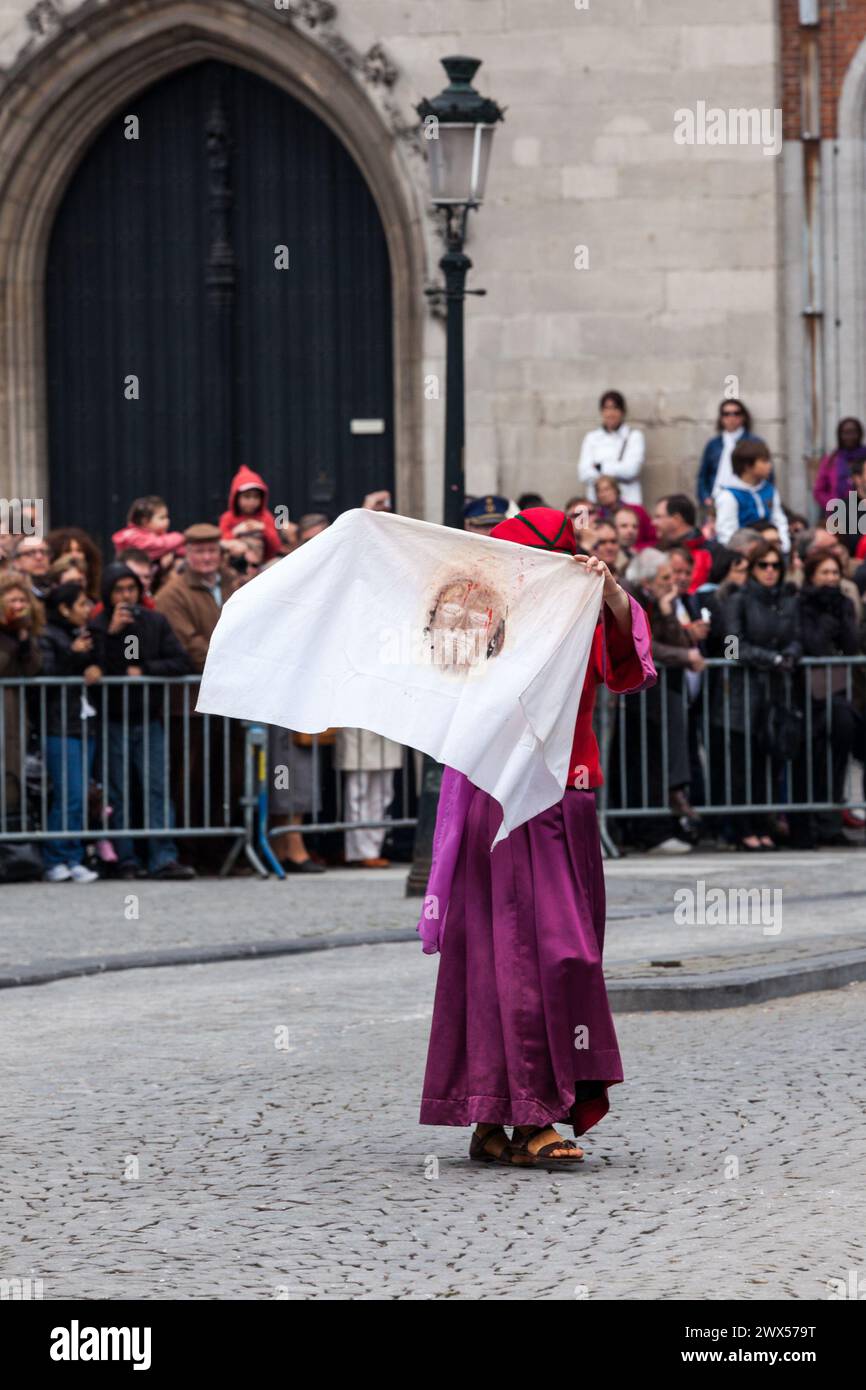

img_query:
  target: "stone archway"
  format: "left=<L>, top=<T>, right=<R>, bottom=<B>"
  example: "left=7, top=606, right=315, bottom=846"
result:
left=0, top=0, right=428, bottom=519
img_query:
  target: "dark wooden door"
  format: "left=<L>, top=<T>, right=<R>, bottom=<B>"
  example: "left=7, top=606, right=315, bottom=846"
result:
left=45, top=60, right=394, bottom=548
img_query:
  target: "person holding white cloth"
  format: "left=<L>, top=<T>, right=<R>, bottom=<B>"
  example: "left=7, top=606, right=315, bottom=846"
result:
left=578, top=390, right=645, bottom=506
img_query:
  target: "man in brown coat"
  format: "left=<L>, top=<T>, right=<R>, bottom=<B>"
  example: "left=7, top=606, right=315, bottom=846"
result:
left=155, top=524, right=244, bottom=869
left=154, top=523, right=242, bottom=672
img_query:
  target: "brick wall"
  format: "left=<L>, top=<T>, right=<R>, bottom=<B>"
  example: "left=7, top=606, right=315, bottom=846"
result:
left=781, top=0, right=866, bottom=139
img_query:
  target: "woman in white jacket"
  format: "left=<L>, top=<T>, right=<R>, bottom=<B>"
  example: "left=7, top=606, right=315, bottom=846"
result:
left=578, top=390, right=645, bottom=505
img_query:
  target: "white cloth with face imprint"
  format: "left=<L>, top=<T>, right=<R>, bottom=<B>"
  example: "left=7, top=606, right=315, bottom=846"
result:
left=196, top=508, right=603, bottom=845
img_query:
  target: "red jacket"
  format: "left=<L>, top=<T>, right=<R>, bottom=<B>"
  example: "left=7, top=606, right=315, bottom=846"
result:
left=219, top=465, right=282, bottom=560
left=568, top=605, right=646, bottom=788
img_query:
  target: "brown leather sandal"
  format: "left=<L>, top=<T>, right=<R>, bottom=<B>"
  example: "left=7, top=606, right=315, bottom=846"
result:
left=468, top=1125, right=512, bottom=1165
left=508, top=1125, right=584, bottom=1168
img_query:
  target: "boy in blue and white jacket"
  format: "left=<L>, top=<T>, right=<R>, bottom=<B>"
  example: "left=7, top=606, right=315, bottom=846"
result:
left=715, top=440, right=790, bottom=552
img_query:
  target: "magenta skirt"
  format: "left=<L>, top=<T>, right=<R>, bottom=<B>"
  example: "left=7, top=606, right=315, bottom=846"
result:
left=419, top=786, right=623, bottom=1136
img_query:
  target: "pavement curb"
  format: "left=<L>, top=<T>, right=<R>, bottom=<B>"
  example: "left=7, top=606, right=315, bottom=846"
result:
left=0, top=929, right=419, bottom=990
left=608, top=948, right=866, bottom=1012
left=2, top=930, right=866, bottom=1010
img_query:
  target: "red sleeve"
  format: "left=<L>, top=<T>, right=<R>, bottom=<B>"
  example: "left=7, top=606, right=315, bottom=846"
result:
left=856, top=535, right=866, bottom=562
left=602, top=602, right=646, bottom=693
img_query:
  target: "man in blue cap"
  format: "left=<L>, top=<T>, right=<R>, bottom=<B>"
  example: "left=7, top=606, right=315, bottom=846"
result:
left=462, top=494, right=511, bottom=533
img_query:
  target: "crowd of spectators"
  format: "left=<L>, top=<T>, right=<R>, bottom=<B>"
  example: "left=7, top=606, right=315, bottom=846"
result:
left=532, top=393, right=866, bottom=854
left=3, top=393, right=866, bottom=878
left=0, top=470, right=348, bottom=881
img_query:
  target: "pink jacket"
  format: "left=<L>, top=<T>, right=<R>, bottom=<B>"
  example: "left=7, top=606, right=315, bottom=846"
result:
left=111, top=523, right=186, bottom=562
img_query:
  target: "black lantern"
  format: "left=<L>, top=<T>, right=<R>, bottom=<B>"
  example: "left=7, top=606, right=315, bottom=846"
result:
left=416, top=57, right=504, bottom=532
left=417, top=56, right=503, bottom=208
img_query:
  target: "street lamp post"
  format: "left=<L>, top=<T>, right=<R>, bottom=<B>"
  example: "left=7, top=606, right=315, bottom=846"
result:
left=417, top=55, right=504, bottom=527
left=406, top=56, right=503, bottom=896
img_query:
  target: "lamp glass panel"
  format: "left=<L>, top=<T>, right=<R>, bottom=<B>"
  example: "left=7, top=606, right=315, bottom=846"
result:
left=428, top=124, right=495, bottom=204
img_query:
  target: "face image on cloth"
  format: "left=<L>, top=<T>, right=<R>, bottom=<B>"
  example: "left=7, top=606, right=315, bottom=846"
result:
left=424, top=574, right=507, bottom=671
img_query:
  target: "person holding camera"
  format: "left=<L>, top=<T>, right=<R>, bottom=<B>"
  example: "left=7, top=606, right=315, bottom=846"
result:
left=90, top=563, right=193, bottom=879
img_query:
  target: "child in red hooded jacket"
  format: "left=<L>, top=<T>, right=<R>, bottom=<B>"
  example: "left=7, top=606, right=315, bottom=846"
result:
left=219, top=466, right=282, bottom=562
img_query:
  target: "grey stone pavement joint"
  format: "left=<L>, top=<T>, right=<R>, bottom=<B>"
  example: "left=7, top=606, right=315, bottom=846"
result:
left=1, top=851, right=865, bottom=1008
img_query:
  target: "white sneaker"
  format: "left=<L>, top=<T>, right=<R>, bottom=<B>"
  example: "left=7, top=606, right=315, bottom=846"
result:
left=68, top=863, right=99, bottom=883
left=648, top=837, right=694, bottom=855
left=43, top=864, right=72, bottom=882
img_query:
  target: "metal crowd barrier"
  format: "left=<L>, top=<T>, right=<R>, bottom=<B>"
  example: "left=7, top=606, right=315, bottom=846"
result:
left=0, top=676, right=419, bottom=880
left=262, top=730, right=418, bottom=881
left=0, top=675, right=259, bottom=874
left=596, top=655, right=866, bottom=857
left=8, top=659, right=859, bottom=875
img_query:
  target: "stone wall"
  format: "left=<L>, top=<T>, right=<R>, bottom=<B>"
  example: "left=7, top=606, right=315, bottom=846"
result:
left=0, top=0, right=786, bottom=521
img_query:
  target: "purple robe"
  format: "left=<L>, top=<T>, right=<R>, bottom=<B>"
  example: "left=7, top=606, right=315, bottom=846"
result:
left=417, top=594, right=655, bottom=1135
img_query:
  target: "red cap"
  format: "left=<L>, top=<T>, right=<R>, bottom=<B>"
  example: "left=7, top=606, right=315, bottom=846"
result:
left=489, top=507, right=577, bottom=555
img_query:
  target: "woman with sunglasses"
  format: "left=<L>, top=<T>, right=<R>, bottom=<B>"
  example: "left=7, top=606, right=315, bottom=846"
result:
left=696, top=398, right=765, bottom=506
left=711, top=540, right=802, bottom=851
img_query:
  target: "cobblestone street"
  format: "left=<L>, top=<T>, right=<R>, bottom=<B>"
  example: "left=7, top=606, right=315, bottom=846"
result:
left=2, top=941, right=864, bottom=1300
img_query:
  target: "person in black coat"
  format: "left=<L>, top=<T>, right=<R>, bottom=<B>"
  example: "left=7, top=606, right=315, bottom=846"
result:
left=609, top=549, right=699, bottom=853
left=89, top=563, right=194, bottom=879
left=710, top=540, right=803, bottom=850
left=701, top=548, right=750, bottom=845
left=38, top=582, right=102, bottom=880
left=793, top=549, right=864, bottom=846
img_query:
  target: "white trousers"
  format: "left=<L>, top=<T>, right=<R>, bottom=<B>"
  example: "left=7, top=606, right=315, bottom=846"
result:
left=344, top=769, right=394, bottom=862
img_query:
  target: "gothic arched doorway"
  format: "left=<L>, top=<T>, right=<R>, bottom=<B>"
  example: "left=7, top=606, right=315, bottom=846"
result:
left=45, top=59, right=395, bottom=546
